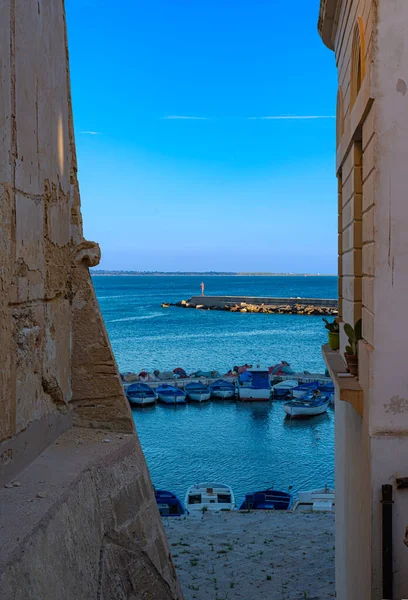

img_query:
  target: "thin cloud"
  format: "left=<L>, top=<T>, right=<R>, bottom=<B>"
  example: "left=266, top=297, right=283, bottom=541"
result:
left=80, top=130, right=101, bottom=135
left=248, top=115, right=336, bottom=120
left=161, top=115, right=210, bottom=120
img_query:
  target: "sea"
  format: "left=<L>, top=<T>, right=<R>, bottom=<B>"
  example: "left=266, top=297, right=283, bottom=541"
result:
left=93, top=275, right=338, bottom=503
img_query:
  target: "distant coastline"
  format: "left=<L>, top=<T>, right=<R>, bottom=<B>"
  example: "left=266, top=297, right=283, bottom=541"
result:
left=91, top=270, right=337, bottom=277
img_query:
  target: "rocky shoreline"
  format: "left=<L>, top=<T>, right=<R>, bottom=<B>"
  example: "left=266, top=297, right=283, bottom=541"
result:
left=163, top=299, right=338, bottom=316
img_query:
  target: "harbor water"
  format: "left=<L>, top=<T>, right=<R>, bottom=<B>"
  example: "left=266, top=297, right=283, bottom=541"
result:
left=94, top=275, right=337, bottom=501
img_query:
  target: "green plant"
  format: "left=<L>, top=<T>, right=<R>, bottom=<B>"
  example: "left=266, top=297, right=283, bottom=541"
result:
left=344, top=319, right=362, bottom=355
left=323, top=318, right=339, bottom=333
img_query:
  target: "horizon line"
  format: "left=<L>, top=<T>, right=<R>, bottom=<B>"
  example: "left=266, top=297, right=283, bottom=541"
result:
left=91, top=269, right=337, bottom=277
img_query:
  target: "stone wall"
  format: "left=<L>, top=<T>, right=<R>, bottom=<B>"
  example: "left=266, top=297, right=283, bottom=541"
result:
left=0, top=1, right=182, bottom=597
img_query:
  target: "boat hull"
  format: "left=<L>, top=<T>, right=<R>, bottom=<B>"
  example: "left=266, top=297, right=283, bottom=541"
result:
left=157, top=393, right=186, bottom=404
left=283, top=399, right=330, bottom=418
left=187, top=391, right=211, bottom=402
left=211, top=389, right=235, bottom=399
left=238, top=387, right=271, bottom=401
left=128, top=395, right=157, bottom=407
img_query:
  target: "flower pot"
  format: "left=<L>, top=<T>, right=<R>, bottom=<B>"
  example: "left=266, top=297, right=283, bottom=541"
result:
left=328, top=331, right=340, bottom=350
left=344, top=353, right=358, bottom=376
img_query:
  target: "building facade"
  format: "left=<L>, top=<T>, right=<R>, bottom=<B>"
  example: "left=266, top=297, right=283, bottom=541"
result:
left=320, top=1, right=408, bottom=599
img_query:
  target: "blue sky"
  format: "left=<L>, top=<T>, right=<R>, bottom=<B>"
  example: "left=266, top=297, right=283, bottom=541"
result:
left=65, top=0, right=337, bottom=273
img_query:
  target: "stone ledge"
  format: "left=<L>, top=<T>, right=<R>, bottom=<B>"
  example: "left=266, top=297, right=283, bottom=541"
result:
left=0, top=427, right=183, bottom=600
left=322, top=344, right=364, bottom=416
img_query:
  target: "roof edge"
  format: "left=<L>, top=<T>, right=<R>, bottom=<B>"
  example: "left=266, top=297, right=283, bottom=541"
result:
left=318, top=0, right=339, bottom=50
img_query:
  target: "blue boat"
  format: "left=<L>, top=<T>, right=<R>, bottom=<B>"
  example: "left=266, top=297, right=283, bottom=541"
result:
left=239, top=488, right=293, bottom=510
left=126, top=382, right=158, bottom=407
left=291, top=380, right=321, bottom=399
left=283, top=391, right=331, bottom=418
left=156, top=384, right=187, bottom=404
left=237, top=367, right=272, bottom=402
left=319, top=381, right=335, bottom=402
left=155, top=489, right=186, bottom=516
left=209, top=379, right=236, bottom=399
left=185, top=381, right=211, bottom=402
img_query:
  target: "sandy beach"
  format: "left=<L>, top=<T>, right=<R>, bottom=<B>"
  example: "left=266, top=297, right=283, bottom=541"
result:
left=164, top=511, right=335, bottom=600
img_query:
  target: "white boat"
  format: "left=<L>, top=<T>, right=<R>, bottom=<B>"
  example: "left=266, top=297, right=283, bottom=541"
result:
left=209, top=379, right=236, bottom=399
left=156, top=384, right=187, bottom=404
left=292, top=485, right=335, bottom=512
left=272, top=379, right=299, bottom=398
left=185, top=381, right=211, bottom=402
left=185, top=482, right=235, bottom=511
left=237, top=367, right=271, bottom=402
left=283, top=392, right=331, bottom=418
left=126, top=383, right=158, bottom=407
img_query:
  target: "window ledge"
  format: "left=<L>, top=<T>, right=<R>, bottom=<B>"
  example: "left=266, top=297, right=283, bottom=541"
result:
left=322, top=344, right=364, bottom=417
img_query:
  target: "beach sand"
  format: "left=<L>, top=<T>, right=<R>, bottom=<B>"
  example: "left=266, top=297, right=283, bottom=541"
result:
left=164, top=511, right=335, bottom=600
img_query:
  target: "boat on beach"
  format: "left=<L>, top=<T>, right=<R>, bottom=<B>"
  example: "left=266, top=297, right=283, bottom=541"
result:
left=292, top=485, right=335, bottom=512
left=283, top=391, right=331, bottom=418
left=154, top=489, right=187, bottom=516
left=185, top=381, right=211, bottom=402
left=236, top=367, right=271, bottom=402
left=156, top=384, right=187, bottom=404
left=239, top=488, right=293, bottom=511
left=185, top=482, right=235, bottom=512
left=126, top=382, right=158, bottom=407
left=272, top=379, right=299, bottom=399
left=209, top=379, right=236, bottom=399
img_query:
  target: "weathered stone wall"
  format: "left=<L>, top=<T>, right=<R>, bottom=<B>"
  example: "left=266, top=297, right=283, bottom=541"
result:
left=0, top=0, right=135, bottom=470
left=0, top=1, right=182, bottom=597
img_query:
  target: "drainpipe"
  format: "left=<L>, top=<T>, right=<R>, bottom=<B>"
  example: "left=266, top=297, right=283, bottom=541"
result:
left=382, top=484, right=393, bottom=600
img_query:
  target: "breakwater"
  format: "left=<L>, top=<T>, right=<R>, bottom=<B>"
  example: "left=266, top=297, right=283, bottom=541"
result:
left=163, top=296, right=338, bottom=316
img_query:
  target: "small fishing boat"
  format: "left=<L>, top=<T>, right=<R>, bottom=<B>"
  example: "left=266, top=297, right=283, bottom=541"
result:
left=185, top=381, right=211, bottom=402
left=236, top=367, right=271, bottom=402
left=156, top=384, right=187, bottom=405
left=185, top=482, right=235, bottom=511
left=283, top=391, right=331, bottom=418
left=126, top=382, right=158, bottom=407
left=272, top=379, right=299, bottom=399
left=239, top=488, right=293, bottom=511
left=319, top=381, right=335, bottom=403
left=292, top=485, right=335, bottom=512
left=209, top=379, right=236, bottom=399
left=291, top=380, right=321, bottom=398
left=154, top=489, right=187, bottom=516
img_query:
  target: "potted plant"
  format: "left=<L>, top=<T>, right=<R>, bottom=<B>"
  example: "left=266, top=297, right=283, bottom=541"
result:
left=323, top=318, right=340, bottom=350
left=343, top=319, right=362, bottom=376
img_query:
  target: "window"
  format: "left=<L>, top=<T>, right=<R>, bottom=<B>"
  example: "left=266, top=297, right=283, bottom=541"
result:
left=336, top=87, right=344, bottom=147
left=350, top=17, right=366, bottom=107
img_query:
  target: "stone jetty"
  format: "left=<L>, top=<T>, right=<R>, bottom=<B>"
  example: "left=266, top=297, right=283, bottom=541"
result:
left=163, top=295, right=338, bottom=316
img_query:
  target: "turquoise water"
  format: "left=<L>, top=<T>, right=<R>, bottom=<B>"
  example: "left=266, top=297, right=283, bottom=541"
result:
left=93, top=275, right=337, bottom=501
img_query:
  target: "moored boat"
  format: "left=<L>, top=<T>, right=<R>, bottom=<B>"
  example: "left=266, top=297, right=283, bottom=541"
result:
left=154, top=489, right=187, bottom=516
left=185, top=381, right=211, bottom=402
left=239, top=488, right=293, bottom=511
left=209, top=379, right=236, bottom=399
left=156, top=384, right=187, bottom=404
left=283, top=391, right=331, bottom=418
left=292, top=485, right=335, bottom=512
left=126, top=382, right=158, bottom=407
left=291, top=380, right=321, bottom=398
left=272, top=379, right=299, bottom=399
left=185, top=482, right=235, bottom=511
left=237, top=367, right=271, bottom=402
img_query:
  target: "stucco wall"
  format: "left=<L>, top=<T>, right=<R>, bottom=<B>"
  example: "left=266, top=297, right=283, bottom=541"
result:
left=323, top=0, right=408, bottom=597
